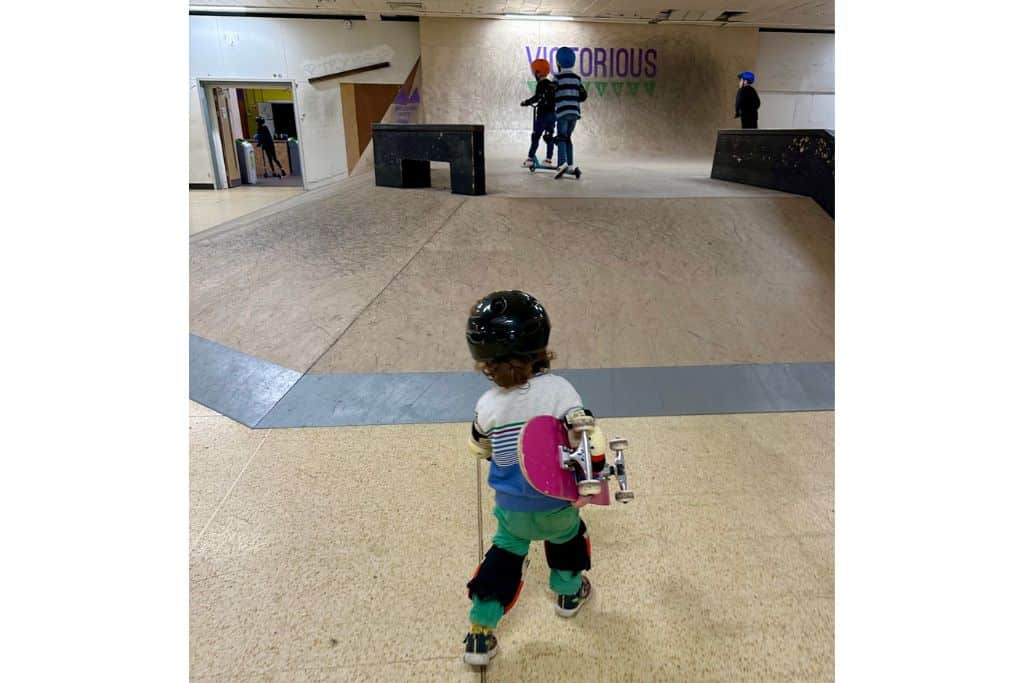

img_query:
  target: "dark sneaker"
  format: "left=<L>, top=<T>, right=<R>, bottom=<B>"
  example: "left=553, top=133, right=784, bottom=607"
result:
left=555, top=575, right=592, bottom=618
left=463, top=630, right=498, bottom=666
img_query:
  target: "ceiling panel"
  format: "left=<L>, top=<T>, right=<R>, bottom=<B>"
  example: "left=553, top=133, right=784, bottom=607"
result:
left=189, top=0, right=835, bottom=29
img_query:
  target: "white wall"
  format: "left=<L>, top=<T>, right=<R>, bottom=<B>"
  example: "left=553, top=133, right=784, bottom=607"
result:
left=754, top=31, right=834, bottom=130
left=189, top=16, right=420, bottom=188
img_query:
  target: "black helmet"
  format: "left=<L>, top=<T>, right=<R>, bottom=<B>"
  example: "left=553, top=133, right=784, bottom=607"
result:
left=466, top=291, right=551, bottom=362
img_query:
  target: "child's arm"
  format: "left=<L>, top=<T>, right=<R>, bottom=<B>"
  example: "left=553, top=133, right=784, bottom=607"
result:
left=467, top=420, right=492, bottom=460
left=520, top=90, right=541, bottom=107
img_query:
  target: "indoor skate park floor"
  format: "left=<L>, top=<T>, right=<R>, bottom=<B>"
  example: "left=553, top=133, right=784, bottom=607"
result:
left=190, top=158, right=834, bottom=681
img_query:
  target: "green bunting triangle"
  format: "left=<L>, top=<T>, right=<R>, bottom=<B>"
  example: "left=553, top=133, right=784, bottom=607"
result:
left=593, top=81, right=607, bottom=96
left=626, top=82, right=640, bottom=97
left=526, top=80, right=537, bottom=93
left=643, top=81, right=656, bottom=97
left=611, top=82, right=624, bottom=97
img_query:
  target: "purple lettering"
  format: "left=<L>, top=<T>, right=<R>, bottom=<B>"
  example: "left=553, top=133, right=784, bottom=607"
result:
left=615, top=48, right=628, bottom=78
left=579, top=48, right=593, bottom=77
left=644, top=49, right=657, bottom=77
left=593, top=48, right=607, bottom=78
left=629, top=48, right=643, bottom=77
left=526, top=46, right=535, bottom=64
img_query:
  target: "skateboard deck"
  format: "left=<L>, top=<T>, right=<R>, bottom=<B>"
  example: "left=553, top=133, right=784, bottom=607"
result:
left=518, top=415, right=611, bottom=505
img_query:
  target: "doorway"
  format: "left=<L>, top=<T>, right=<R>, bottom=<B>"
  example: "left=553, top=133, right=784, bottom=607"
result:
left=199, top=80, right=306, bottom=190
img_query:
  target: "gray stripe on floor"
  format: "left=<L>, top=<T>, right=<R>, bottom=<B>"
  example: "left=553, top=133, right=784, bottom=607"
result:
left=189, top=335, right=303, bottom=427
left=190, top=335, right=833, bottom=428
left=256, top=363, right=834, bottom=428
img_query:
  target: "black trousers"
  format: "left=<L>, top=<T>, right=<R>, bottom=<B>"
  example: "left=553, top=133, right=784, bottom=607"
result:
left=261, top=144, right=284, bottom=170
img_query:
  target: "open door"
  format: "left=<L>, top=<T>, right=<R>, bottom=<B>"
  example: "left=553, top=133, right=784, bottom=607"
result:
left=214, top=87, right=241, bottom=188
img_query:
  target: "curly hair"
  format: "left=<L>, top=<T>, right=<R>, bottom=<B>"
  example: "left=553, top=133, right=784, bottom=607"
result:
left=476, top=350, right=556, bottom=389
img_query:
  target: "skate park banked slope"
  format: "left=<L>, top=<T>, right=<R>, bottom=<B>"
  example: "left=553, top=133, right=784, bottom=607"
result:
left=190, top=160, right=834, bottom=428
left=189, top=162, right=835, bottom=682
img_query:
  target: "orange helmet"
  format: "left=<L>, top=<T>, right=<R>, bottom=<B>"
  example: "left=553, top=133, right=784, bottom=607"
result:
left=530, top=58, right=551, bottom=77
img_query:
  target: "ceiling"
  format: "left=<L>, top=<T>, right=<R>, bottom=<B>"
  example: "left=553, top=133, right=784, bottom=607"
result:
left=188, top=1, right=835, bottom=30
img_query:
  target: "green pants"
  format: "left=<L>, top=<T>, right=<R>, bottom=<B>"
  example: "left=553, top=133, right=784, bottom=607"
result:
left=469, top=505, right=584, bottom=629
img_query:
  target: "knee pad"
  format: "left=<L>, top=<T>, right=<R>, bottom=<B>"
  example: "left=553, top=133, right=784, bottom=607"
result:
left=467, top=546, right=526, bottom=613
left=544, top=520, right=591, bottom=573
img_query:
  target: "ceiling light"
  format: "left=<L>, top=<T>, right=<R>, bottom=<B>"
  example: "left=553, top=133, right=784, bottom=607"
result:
left=190, top=5, right=251, bottom=11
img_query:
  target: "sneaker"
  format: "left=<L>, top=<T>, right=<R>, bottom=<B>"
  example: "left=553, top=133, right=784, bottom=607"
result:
left=542, top=158, right=553, bottom=166
left=555, top=575, right=592, bottom=618
left=522, top=158, right=534, bottom=168
left=463, top=630, right=498, bottom=666
left=554, top=163, right=570, bottom=179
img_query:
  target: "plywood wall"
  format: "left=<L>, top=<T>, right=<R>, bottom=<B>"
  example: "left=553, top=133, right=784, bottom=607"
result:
left=419, top=17, right=759, bottom=160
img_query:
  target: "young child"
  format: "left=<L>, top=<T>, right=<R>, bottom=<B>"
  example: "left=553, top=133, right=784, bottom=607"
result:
left=735, top=71, right=761, bottom=129
left=552, top=47, right=587, bottom=179
left=520, top=58, right=557, bottom=168
left=462, top=290, right=607, bottom=667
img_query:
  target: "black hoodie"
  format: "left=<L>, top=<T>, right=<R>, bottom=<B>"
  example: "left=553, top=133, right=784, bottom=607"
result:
left=522, top=78, right=557, bottom=115
left=735, top=84, right=760, bottom=127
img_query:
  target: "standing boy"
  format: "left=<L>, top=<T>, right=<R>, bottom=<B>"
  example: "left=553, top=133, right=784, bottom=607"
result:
left=552, top=47, right=587, bottom=180
left=735, top=71, right=761, bottom=129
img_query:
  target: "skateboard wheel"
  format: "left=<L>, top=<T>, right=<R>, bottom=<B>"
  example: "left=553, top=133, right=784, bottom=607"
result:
left=573, top=168, right=581, bottom=179
left=569, top=414, right=595, bottom=428
left=608, top=438, right=628, bottom=451
left=578, top=480, right=602, bottom=497
left=615, top=490, right=635, bottom=503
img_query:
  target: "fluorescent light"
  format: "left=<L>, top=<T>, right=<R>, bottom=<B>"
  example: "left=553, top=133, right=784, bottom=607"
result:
left=190, top=5, right=251, bottom=12
left=503, top=14, right=575, bottom=22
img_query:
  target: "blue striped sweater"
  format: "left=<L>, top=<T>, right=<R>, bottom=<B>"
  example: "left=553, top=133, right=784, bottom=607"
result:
left=554, top=69, right=585, bottom=120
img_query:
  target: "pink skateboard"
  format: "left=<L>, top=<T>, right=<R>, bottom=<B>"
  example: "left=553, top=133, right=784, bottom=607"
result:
left=517, top=415, right=614, bottom=505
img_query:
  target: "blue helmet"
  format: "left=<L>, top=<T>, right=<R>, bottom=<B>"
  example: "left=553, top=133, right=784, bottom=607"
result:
left=555, top=46, right=576, bottom=69
left=738, top=71, right=755, bottom=83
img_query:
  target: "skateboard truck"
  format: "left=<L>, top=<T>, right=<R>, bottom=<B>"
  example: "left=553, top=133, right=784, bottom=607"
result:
left=560, top=414, right=634, bottom=503
left=607, top=438, right=634, bottom=503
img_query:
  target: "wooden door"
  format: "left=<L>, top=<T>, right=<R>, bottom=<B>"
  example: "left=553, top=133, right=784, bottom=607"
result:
left=214, top=87, right=241, bottom=188
left=340, top=83, right=400, bottom=173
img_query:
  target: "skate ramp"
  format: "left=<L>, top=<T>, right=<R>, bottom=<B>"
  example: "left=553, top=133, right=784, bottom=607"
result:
left=190, top=161, right=833, bottom=428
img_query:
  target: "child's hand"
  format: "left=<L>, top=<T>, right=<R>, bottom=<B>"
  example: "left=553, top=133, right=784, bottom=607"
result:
left=572, top=496, right=592, bottom=509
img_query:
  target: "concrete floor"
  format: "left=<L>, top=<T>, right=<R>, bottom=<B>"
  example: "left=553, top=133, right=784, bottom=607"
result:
left=190, top=401, right=834, bottom=682
left=459, top=158, right=789, bottom=199
left=190, top=157, right=835, bottom=681
left=190, top=185, right=304, bottom=236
